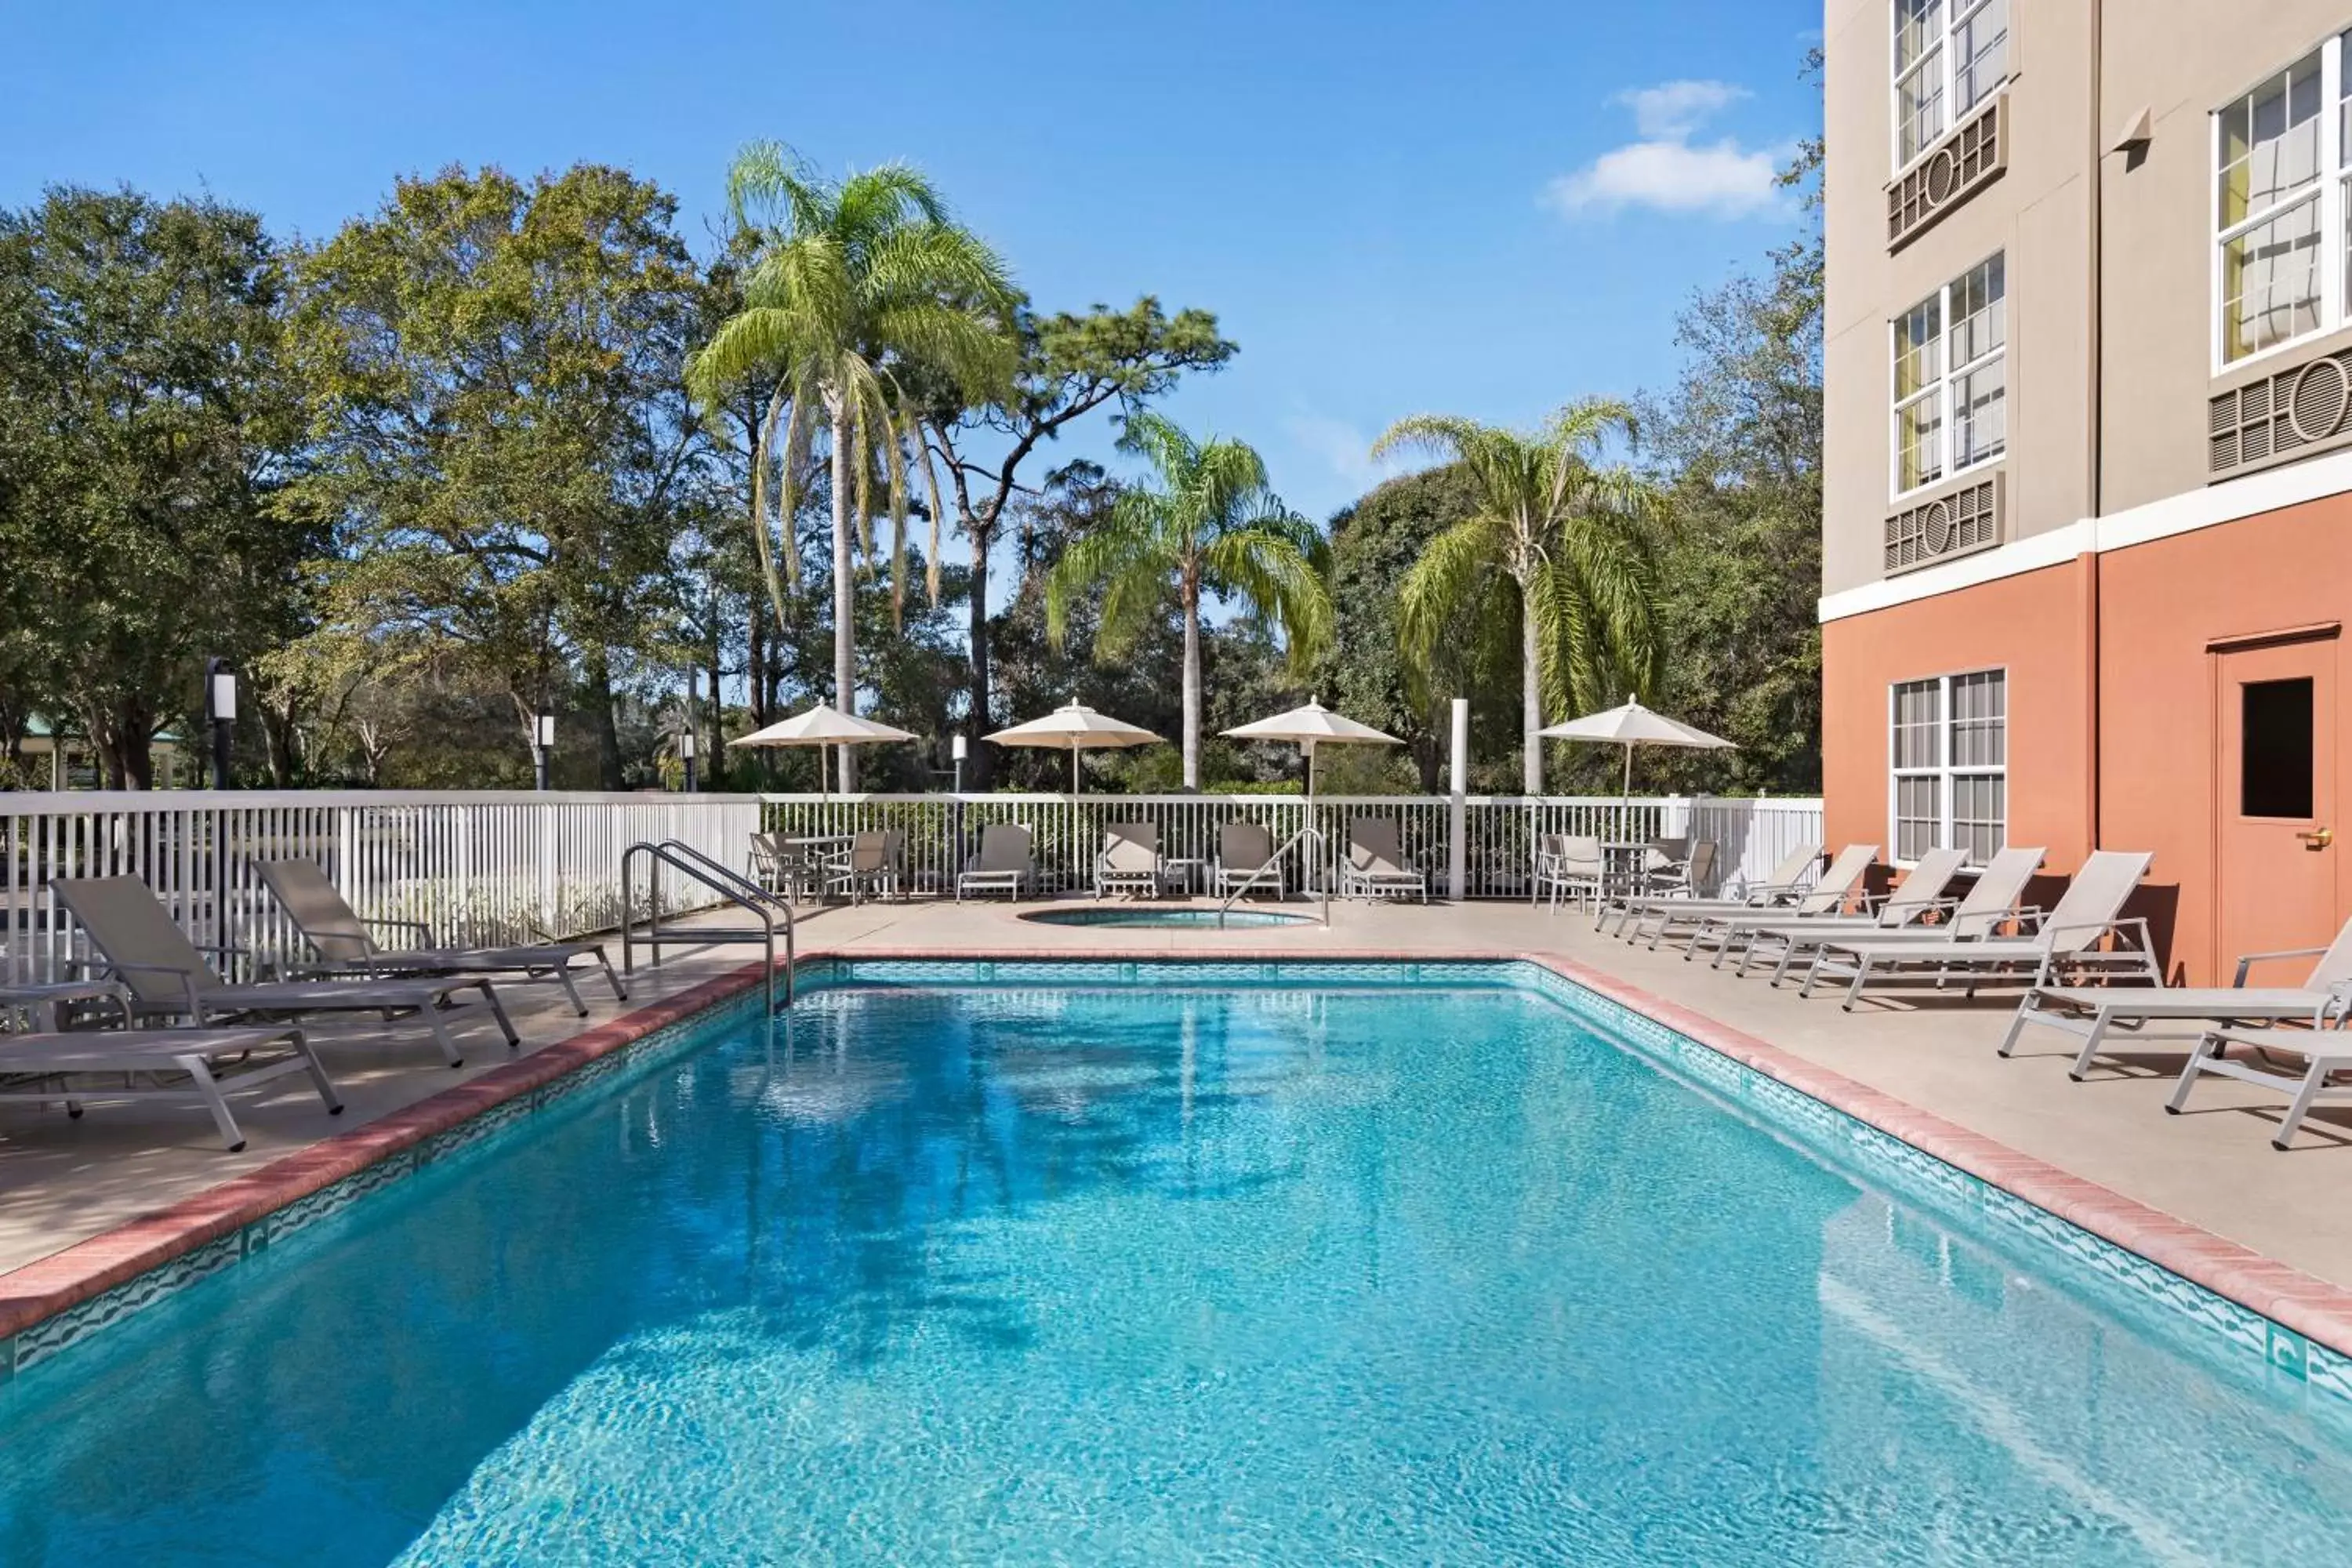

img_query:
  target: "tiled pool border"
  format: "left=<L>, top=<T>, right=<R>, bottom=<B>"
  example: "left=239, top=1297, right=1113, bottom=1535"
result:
left=8, top=946, right=2352, bottom=1410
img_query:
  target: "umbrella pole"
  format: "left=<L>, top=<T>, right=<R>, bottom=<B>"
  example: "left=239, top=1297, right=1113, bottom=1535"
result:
left=1621, top=744, right=1633, bottom=840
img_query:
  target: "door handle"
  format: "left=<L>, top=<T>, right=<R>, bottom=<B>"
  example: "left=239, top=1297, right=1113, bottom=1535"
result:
left=2299, top=826, right=2335, bottom=849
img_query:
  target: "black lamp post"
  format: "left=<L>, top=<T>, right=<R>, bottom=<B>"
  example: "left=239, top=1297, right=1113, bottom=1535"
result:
left=533, top=713, right=555, bottom=792
left=203, top=658, right=237, bottom=789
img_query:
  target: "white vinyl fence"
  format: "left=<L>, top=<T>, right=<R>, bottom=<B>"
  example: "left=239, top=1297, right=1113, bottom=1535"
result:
left=760, top=793, right=1826, bottom=902
left=0, top=791, right=764, bottom=985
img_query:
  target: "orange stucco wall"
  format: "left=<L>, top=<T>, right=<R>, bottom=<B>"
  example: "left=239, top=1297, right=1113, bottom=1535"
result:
left=1826, top=490, right=2352, bottom=984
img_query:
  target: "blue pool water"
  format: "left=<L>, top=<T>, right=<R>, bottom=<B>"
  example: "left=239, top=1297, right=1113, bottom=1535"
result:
left=1021, top=906, right=1310, bottom=928
left=7, top=970, right=2352, bottom=1564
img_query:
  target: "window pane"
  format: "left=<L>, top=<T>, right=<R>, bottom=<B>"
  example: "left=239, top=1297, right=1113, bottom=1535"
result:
left=1898, top=51, right=1947, bottom=163
left=1951, top=775, right=2005, bottom=862
left=1893, top=680, right=1944, bottom=767
left=1896, top=775, right=1944, bottom=860
left=2221, top=195, right=2322, bottom=362
left=2220, top=53, right=2322, bottom=227
left=1896, top=395, right=1944, bottom=492
left=1893, top=295, right=1943, bottom=398
left=1948, top=254, right=2004, bottom=366
left=1955, top=0, right=2007, bottom=111
left=1894, top=0, right=1945, bottom=76
left=1951, top=670, right=2006, bottom=765
left=2242, top=677, right=2315, bottom=818
left=1952, top=360, right=2005, bottom=468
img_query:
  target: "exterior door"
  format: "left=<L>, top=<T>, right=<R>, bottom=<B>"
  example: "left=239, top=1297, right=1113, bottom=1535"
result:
left=2216, top=638, right=2339, bottom=977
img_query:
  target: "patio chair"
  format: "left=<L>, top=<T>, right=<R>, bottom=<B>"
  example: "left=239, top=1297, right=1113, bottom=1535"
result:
left=254, top=859, right=625, bottom=1018
left=2167, top=1019, right=2352, bottom=1150
left=750, top=833, right=824, bottom=902
left=2005, top=913, right=2352, bottom=1080
left=1697, top=845, right=1965, bottom=974
left=823, top=830, right=900, bottom=906
left=1532, top=834, right=1605, bottom=913
left=1095, top=822, right=1167, bottom=900
left=1804, top=850, right=2155, bottom=1012
left=1638, top=840, right=1719, bottom=901
left=1214, top=822, right=1283, bottom=901
left=1599, top=842, right=1820, bottom=937
left=1747, top=845, right=2043, bottom=985
left=0, top=1022, right=341, bottom=1152
left=1340, top=818, right=1427, bottom=903
left=956, top=824, right=1034, bottom=902
left=1632, top=843, right=1871, bottom=953
left=51, top=877, right=520, bottom=1069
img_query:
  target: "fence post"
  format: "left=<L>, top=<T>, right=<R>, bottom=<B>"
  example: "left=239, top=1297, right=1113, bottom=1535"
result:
left=1448, top=699, right=1468, bottom=902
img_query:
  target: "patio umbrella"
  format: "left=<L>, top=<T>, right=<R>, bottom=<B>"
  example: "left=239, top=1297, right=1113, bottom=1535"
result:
left=1221, top=698, right=1402, bottom=802
left=1536, top=699, right=1735, bottom=800
left=726, top=702, right=917, bottom=796
left=986, top=701, right=1162, bottom=797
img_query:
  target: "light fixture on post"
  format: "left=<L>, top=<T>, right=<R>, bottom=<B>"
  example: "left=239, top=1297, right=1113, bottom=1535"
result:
left=950, top=732, right=968, bottom=794
left=203, top=658, right=237, bottom=790
left=533, top=713, right=556, bottom=792
left=678, top=727, right=698, bottom=793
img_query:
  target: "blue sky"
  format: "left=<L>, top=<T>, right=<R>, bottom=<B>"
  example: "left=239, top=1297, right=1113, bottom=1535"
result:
left=2, top=0, right=1820, bottom=530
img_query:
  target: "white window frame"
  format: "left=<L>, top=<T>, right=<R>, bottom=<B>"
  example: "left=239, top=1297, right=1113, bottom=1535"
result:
left=1890, top=0, right=2009, bottom=175
left=2212, top=35, right=2346, bottom=374
left=1889, top=252, right=2005, bottom=503
left=1887, top=668, right=2007, bottom=867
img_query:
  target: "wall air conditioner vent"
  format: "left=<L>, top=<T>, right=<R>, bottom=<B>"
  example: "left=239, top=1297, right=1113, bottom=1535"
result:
left=1884, top=474, right=2001, bottom=575
left=2211, top=345, right=2352, bottom=481
left=1887, top=96, right=2006, bottom=252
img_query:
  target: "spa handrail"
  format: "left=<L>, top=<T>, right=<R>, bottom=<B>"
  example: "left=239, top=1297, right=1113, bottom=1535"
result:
left=1218, top=824, right=1329, bottom=929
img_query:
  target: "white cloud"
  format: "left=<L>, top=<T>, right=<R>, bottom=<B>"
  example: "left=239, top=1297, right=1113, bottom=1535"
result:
left=1546, top=79, right=1791, bottom=222
left=1283, top=411, right=1406, bottom=496
left=1615, top=79, right=1748, bottom=140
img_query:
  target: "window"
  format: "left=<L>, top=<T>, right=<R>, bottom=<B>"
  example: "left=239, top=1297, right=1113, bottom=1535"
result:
left=2214, top=38, right=2350, bottom=367
left=2242, top=677, right=2316, bottom=818
left=1892, top=253, right=2005, bottom=498
left=1889, top=670, right=2006, bottom=863
left=1893, top=0, right=2008, bottom=169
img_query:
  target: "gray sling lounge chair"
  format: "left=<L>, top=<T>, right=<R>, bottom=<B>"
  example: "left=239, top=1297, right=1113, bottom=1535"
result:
left=53, top=877, right=519, bottom=1069
left=1214, top=822, right=1283, bottom=901
left=956, top=824, right=1034, bottom=902
left=1805, top=850, right=2155, bottom=1012
left=255, top=859, right=625, bottom=1017
left=1095, top=823, right=1167, bottom=899
left=1340, top=818, right=1427, bottom=903
left=1676, top=844, right=1882, bottom=960
left=2167, top=1020, right=2352, bottom=1149
left=0, top=1023, right=341, bottom=1152
left=1704, top=846, right=1966, bottom=976
left=1746, top=844, right=2043, bottom=985
left=1637, top=844, right=1873, bottom=953
left=1600, top=842, right=1822, bottom=938
left=2005, top=913, right=2352, bottom=1080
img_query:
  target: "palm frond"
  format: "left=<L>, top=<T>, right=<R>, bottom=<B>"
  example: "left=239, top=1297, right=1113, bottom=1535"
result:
left=1202, top=520, right=1332, bottom=671
left=1396, top=514, right=1501, bottom=703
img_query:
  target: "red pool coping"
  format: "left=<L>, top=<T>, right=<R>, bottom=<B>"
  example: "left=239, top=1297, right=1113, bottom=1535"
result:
left=8, top=945, right=2352, bottom=1367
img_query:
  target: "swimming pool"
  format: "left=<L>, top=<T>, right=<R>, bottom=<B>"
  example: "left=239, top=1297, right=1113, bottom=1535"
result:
left=1019, top=906, right=1311, bottom=928
left=5, top=961, right=2352, bottom=1563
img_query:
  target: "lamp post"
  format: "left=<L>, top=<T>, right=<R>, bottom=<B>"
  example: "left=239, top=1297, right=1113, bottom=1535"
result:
left=203, top=658, right=237, bottom=790
left=533, top=713, right=555, bottom=792
left=950, top=732, right=968, bottom=795
left=679, top=727, right=698, bottom=793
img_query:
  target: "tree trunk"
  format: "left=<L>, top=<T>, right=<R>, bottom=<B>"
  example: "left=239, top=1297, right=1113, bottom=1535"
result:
left=830, top=401, right=857, bottom=789
left=967, top=523, right=993, bottom=790
left=585, top=646, right=623, bottom=789
left=1519, top=579, right=1543, bottom=796
left=1181, top=578, right=1203, bottom=792
left=746, top=609, right=768, bottom=730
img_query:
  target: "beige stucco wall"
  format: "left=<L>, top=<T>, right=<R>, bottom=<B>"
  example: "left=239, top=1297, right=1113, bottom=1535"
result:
left=1824, top=0, right=2352, bottom=593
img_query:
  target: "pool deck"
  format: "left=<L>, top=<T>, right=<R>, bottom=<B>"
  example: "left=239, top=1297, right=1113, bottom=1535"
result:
left=7, top=893, right=2352, bottom=1354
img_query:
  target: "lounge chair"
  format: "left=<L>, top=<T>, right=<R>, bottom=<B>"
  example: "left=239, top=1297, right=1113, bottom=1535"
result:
left=1700, top=845, right=1965, bottom=975
left=0, top=1023, right=341, bottom=1152
left=2004, top=916, right=2352, bottom=1080
left=824, top=830, right=901, bottom=906
left=1599, top=842, right=1821, bottom=937
left=1339, top=818, right=1428, bottom=903
left=1749, top=845, right=2044, bottom=985
left=1635, top=843, right=1874, bottom=953
left=1095, top=822, right=1167, bottom=899
left=1676, top=843, right=1882, bottom=960
left=1533, top=834, right=1606, bottom=913
left=1636, top=840, right=1718, bottom=901
left=2167, top=1020, right=2352, bottom=1149
left=1805, top=850, right=2155, bottom=1012
left=254, top=859, right=625, bottom=1018
left=52, top=877, right=520, bottom=1069
left=1214, top=822, right=1283, bottom=901
left=956, top=824, right=1033, bottom=902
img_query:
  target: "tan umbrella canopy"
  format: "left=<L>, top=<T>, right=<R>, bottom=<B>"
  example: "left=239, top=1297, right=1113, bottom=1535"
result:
left=727, top=702, right=917, bottom=796
left=1536, top=699, right=1734, bottom=800
left=986, top=701, right=1163, bottom=796
left=1222, top=698, right=1401, bottom=801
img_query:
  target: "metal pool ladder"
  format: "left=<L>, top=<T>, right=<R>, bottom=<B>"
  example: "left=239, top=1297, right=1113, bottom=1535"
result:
left=621, top=839, right=797, bottom=1012
left=1217, top=824, right=1330, bottom=929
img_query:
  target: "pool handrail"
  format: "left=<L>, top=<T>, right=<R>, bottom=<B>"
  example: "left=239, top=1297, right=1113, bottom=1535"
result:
left=1218, top=824, right=1329, bottom=929
left=621, top=840, right=795, bottom=1012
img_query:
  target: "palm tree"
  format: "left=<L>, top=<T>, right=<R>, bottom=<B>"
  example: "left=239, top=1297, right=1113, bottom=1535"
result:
left=687, top=142, right=1014, bottom=786
left=1374, top=401, right=1667, bottom=794
left=1045, top=412, right=1330, bottom=790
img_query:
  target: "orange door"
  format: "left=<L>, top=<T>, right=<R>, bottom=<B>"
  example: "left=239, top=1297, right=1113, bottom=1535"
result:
left=2215, top=638, right=2339, bottom=977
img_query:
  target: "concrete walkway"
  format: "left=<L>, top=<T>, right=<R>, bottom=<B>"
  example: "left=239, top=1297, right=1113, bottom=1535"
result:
left=3, top=893, right=2348, bottom=1298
